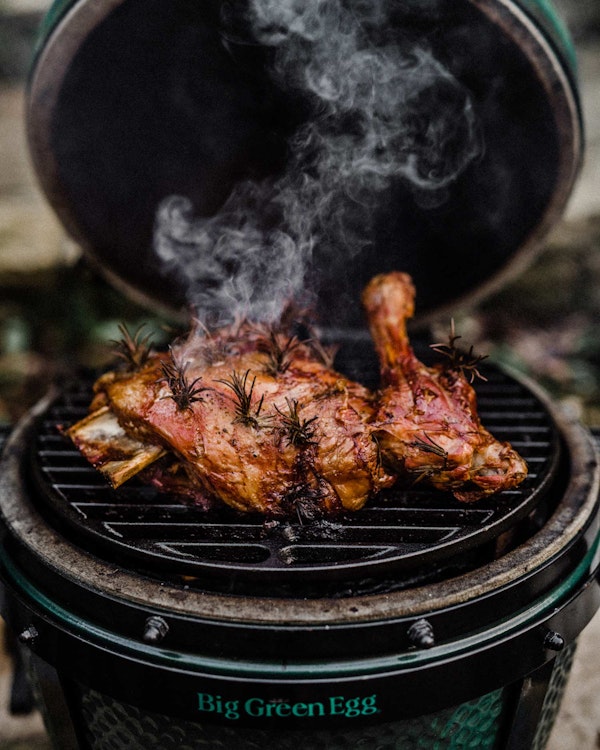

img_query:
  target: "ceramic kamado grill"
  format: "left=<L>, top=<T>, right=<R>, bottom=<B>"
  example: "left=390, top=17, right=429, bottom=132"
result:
left=1, top=1, right=599, bottom=749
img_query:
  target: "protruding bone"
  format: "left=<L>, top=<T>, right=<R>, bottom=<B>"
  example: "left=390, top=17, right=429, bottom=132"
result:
left=66, top=407, right=165, bottom=487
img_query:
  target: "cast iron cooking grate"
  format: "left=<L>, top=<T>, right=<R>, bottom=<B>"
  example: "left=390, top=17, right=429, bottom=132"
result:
left=28, top=342, right=560, bottom=586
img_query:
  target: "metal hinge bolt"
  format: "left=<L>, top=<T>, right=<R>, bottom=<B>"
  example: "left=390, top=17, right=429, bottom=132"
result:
left=407, top=618, right=435, bottom=649
left=143, top=616, right=169, bottom=644
left=543, top=629, right=565, bottom=652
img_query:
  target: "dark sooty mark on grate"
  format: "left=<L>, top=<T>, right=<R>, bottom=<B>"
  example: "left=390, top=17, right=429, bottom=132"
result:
left=29, top=344, right=560, bottom=587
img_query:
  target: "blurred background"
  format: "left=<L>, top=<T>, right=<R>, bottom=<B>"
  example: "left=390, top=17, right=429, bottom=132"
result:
left=0, top=0, right=599, bottom=747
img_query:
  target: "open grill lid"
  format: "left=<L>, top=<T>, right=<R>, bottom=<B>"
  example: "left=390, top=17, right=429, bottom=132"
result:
left=27, top=0, right=582, bottom=324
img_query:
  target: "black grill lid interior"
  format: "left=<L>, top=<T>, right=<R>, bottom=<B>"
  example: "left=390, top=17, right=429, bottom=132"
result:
left=29, top=342, right=560, bottom=592
left=28, top=0, right=580, bottom=324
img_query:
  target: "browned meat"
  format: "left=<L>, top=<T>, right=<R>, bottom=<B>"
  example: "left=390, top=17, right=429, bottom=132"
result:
left=362, top=272, right=528, bottom=501
left=68, top=272, right=527, bottom=515
left=72, top=323, right=394, bottom=516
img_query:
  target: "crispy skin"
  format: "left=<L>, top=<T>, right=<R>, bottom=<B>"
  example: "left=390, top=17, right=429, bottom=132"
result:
left=88, top=325, right=394, bottom=515
left=362, top=272, right=528, bottom=501
left=68, top=273, right=527, bottom=514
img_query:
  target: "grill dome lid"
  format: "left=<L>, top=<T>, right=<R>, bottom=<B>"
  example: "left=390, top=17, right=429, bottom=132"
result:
left=27, top=0, right=582, bottom=325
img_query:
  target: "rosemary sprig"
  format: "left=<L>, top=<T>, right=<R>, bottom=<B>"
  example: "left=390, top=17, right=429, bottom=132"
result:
left=430, top=320, right=488, bottom=383
left=275, top=398, right=318, bottom=447
left=408, top=434, right=449, bottom=485
left=407, top=466, right=437, bottom=486
left=259, top=331, right=302, bottom=377
left=411, top=434, right=448, bottom=463
left=160, top=352, right=207, bottom=411
left=372, top=433, right=383, bottom=470
left=308, top=338, right=338, bottom=369
left=111, top=323, right=154, bottom=371
left=216, top=369, right=266, bottom=428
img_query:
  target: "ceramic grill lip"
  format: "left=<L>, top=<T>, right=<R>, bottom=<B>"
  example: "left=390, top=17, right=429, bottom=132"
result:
left=27, top=350, right=560, bottom=594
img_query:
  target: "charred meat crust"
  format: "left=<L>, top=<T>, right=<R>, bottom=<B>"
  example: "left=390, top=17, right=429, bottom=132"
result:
left=67, top=273, right=527, bottom=516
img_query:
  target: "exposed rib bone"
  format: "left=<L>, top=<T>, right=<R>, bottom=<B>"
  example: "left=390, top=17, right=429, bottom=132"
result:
left=66, top=407, right=166, bottom=487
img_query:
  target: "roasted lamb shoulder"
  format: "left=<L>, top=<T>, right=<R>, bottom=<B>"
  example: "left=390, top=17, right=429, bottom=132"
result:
left=68, top=322, right=394, bottom=516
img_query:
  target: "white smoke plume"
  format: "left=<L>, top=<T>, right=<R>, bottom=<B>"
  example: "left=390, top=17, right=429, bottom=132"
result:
left=154, top=0, right=482, bottom=325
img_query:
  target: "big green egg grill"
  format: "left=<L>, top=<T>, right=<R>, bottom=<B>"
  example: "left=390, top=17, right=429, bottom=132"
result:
left=1, top=1, right=599, bottom=749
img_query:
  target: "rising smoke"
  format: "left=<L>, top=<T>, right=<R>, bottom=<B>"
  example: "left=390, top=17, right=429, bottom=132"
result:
left=153, top=0, right=483, bottom=326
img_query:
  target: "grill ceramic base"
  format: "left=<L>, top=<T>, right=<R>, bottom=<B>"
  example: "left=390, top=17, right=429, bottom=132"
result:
left=77, top=688, right=508, bottom=749
left=28, top=645, right=575, bottom=750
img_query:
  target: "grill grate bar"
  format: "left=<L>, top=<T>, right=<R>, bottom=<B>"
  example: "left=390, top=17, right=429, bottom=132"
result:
left=509, top=440, right=553, bottom=449
left=477, top=411, right=549, bottom=421
left=157, top=543, right=272, bottom=564
left=476, top=397, right=538, bottom=407
left=102, top=522, right=460, bottom=544
left=466, top=383, right=524, bottom=394
left=482, top=425, right=551, bottom=434
left=37, top=435, right=74, bottom=446
left=279, top=545, right=418, bottom=565
left=70, top=503, right=494, bottom=522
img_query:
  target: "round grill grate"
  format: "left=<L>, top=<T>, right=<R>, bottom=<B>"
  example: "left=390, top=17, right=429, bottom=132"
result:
left=28, top=342, right=560, bottom=589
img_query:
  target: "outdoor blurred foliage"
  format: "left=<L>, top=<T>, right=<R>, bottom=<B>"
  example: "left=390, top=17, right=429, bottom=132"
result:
left=473, top=218, right=600, bottom=421
left=0, top=260, right=173, bottom=424
left=2, top=217, right=600, bottom=427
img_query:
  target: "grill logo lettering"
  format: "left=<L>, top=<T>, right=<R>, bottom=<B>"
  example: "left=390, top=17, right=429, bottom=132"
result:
left=197, top=693, right=379, bottom=721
